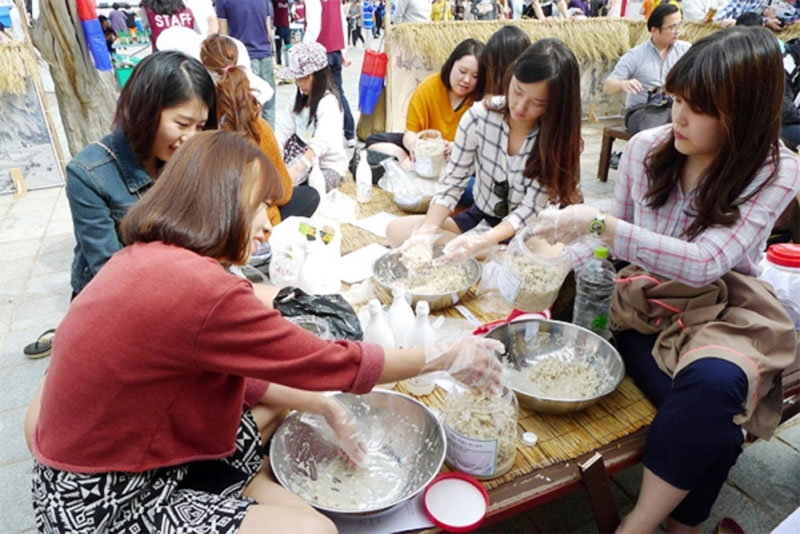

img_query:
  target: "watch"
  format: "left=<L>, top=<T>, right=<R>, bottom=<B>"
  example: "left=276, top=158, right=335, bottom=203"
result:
left=589, top=210, right=606, bottom=236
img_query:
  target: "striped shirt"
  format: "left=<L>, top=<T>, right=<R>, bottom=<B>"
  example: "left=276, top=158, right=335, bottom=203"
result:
left=431, top=97, right=551, bottom=231
left=570, top=125, right=800, bottom=286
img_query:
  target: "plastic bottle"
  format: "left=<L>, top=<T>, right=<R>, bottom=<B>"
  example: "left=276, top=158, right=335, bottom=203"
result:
left=404, top=301, right=437, bottom=396
left=356, top=150, right=372, bottom=203
left=572, top=247, right=617, bottom=340
left=387, top=288, right=415, bottom=347
left=308, top=159, right=327, bottom=200
left=363, top=299, right=395, bottom=348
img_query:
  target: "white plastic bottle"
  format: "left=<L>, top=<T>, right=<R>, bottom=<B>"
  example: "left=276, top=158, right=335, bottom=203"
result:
left=307, top=159, right=327, bottom=200
left=356, top=150, right=372, bottom=203
left=363, top=299, right=395, bottom=348
left=387, top=288, right=415, bottom=347
left=404, top=301, right=437, bottom=396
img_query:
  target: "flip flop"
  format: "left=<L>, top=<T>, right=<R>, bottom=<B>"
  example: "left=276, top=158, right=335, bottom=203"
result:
left=23, top=328, right=56, bottom=359
left=716, top=517, right=745, bottom=534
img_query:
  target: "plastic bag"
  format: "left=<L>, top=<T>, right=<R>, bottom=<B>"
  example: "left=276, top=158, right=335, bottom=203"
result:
left=477, top=245, right=507, bottom=295
left=268, top=216, right=342, bottom=291
left=274, top=286, right=364, bottom=341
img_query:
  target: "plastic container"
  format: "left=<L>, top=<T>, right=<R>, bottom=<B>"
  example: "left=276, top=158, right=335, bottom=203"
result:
left=441, top=386, right=518, bottom=479
left=356, top=150, right=372, bottom=203
left=498, top=226, right=571, bottom=312
left=760, top=243, right=800, bottom=328
left=413, top=130, right=446, bottom=179
left=363, top=299, right=395, bottom=347
left=573, top=247, right=617, bottom=340
left=387, top=288, right=415, bottom=347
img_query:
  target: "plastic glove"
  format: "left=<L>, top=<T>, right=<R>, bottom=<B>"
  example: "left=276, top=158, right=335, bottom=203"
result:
left=423, top=336, right=505, bottom=390
left=301, top=397, right=368, bottom=467
left=437, top=230, right=494, bottom=265
left=397, top=223, right=442, bottom=270
left=287, top=157, right=311, bottom=186
left=530, top=205, right=599, bottom=245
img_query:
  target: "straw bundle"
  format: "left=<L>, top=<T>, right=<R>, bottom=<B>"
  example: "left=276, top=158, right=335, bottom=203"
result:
left=0, top=40, right=38, bottom=95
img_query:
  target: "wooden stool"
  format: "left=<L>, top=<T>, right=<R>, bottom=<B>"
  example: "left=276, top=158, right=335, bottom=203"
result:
left=597, top=127, right=631, bottom=182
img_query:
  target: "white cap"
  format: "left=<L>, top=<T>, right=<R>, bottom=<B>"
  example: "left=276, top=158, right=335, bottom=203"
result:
left=522, top=431, right=538, bottom=446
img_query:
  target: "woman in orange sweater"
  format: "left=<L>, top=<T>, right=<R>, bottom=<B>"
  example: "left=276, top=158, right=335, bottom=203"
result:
left=201, top=34, right=320, bottom=225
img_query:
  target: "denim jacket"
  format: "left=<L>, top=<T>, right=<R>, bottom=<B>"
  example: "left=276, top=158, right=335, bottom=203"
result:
left=67, top=130, right=153, bottom=294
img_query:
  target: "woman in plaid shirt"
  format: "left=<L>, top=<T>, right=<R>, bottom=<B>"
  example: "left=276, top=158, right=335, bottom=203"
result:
left=387, top=39, right=582, bottom=260
left=536, top=28, right=800, bottom=532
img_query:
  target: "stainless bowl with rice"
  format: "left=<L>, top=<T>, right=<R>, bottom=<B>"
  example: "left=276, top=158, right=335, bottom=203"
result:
left=485, top=318, right=625, bottom=414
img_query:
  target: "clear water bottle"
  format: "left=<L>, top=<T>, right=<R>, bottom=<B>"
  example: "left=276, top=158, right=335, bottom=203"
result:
left=356, top=150, right=372, bottom=203
left=573, top=247, right=617, bottom=340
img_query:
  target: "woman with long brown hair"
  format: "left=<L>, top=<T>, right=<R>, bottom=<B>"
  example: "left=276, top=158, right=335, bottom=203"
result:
left=535, top=27, right=800, bottom=532
left=387, top=38, right=582, bottom=262
left=200, top=33, right=320, bottom=221
left=28, top=131, right=502, bottom=534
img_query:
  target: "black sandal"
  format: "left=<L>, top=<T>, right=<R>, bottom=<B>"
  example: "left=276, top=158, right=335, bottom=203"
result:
left=23, top=328, right=56, bottom=359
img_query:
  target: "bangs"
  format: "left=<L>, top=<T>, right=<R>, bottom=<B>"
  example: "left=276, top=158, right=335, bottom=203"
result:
left=664, top=53, right=719, bottom=117
left=242, top=154, right=285, bottom=212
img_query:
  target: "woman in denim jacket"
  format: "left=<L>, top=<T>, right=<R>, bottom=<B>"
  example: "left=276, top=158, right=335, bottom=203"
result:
left=25, top=51, right=216, bottom=359
left=67, top=50, right=217, bottom=296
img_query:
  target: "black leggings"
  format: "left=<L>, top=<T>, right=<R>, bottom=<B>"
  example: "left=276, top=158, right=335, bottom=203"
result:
left=278, top=185, right=320, bottom=219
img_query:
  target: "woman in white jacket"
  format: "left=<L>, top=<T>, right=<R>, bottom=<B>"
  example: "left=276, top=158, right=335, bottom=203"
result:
left=275, top=41, right=348, bottom=192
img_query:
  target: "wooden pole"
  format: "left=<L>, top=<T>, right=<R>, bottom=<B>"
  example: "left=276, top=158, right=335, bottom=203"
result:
left=29, top=0, right=119, bottom=157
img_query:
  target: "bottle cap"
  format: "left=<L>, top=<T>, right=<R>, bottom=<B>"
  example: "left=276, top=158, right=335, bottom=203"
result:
left=422, top=473, right=488, bottom=532
left=368, top=299, right=382, bottom=312
left=766, top=243, right=800, bottom=268
left=415, top=300, right=430, bottom=315
left=594, top=247, right=609, bottom=260
left=522, top=431, right=538, bottom=446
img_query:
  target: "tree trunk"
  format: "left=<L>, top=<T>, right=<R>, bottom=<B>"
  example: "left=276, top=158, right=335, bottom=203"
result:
left=30, top=0, right=118, bottom=158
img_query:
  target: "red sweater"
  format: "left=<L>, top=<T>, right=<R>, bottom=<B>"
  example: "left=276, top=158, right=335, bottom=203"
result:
left=34, top=241, right=384, bottom=473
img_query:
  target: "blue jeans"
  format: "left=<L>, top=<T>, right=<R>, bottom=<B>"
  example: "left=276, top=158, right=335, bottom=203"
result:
left=781, top=124, right=800, bottom=151
left=250, top=56, right=276, bottom=128
left=326, top=51, right=355, bottom=140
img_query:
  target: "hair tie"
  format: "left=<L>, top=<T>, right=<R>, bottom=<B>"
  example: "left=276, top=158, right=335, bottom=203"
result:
left=223, top=64, right=235, bottom=73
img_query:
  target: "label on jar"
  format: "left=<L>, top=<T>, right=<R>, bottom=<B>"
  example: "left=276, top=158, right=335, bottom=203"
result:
left=444, top=425, right=499, bottom=477
left=497, top=260, right=521, bottom=304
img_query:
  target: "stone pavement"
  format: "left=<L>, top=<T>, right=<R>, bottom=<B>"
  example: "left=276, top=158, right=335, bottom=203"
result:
left=1, top=46, right=798, bottom=533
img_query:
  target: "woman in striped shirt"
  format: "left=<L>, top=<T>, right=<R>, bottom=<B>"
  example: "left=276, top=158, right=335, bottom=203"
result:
left=535, top=27, right=800, bottom=533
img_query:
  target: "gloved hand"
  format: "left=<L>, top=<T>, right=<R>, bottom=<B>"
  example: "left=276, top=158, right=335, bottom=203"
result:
left=437, top=230, right=494, bottom=265
left=302, top=396, right=368, bottom=467
left=423, top=336, right=505, bottom=390
left=287, top=156, right=311, bottom=186
left=530, top=205, right=600, bottom=245
left=397, top=223, right=442, bottom=270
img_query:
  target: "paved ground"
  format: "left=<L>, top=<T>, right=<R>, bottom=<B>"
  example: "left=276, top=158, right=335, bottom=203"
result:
left=1, top=46, right=799, bottom=533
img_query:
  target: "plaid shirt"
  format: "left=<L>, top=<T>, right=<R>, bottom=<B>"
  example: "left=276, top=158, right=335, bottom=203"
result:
left=570, top=125, right=800, bottom=286
left=714, top=0, right=767, bottom=20
left=431, top=97, right=550, bottom=231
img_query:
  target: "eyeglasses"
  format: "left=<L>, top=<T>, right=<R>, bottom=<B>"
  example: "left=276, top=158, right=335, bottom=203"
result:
left=661, top=23, right=681, bottom=32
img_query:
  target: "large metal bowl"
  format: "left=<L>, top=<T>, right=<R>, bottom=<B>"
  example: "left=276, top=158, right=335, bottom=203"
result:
left=269, top=390, right=446, bottom=515
left=372, top=251, right=481, bottom=311
left=485, top=318, right=625, bottom=414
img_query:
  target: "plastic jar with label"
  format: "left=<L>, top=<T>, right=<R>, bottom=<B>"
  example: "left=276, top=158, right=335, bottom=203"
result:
left=441, top=386, right=518, bottom=480
left=759, top=243, right=800, bottom=329
left=413, top=129, right=446, bottom=179
left=497, top=225, right=571, bottom=312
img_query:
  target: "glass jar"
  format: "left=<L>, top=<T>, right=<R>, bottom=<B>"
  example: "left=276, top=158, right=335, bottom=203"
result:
left=498, top=225, right=571, bottom=312
left=413, top=129, right=446, bottom=179
left=442, top=386, right=519, bottom=479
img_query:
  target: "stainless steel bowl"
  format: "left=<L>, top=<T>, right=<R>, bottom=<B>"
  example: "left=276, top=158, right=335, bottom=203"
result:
left=269, top=390, right=446, bottom=515
left=372, top=251, right=481, bottom=311
left=485, top=319, right=625, bottom=414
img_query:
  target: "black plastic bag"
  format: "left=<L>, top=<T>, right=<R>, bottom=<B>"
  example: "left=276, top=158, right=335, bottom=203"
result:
left=273, top=287, right=364, bottom=341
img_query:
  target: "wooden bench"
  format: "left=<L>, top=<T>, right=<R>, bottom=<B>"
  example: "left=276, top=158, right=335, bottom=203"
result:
left=598, top=126, right=631, bottom=183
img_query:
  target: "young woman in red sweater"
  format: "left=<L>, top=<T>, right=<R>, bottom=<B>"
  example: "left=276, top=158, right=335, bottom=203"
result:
left=29, top=131, right=501, bottom=534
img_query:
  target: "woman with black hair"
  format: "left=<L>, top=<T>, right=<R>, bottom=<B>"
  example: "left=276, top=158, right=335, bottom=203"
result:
left=141, top=0, right=198, bottom=51
left=365, top=38, right=484, bottom=169
left=477, top=25, right=531, bottom=99
left=275, top=41, right=348, bottom=192
left=387, top=39, right=583, bottom=263
left=535, top=27, right=800, bottom=532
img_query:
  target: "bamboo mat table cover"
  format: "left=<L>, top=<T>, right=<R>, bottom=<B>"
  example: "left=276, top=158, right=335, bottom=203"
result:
left=336, top=181, right=655, bottom=522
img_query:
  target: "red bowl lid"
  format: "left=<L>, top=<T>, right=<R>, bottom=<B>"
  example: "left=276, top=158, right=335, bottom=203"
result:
left=422, top=472, right=489, bottom=532
left=767, top=244, right=800, bottom=268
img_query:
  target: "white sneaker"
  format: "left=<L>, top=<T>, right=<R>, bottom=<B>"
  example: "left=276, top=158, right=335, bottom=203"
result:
left=346, top=138, right=356, bottom=149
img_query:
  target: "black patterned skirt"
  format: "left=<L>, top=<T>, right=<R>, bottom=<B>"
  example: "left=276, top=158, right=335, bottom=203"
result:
left=32, top=408, right=264, bottom=533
